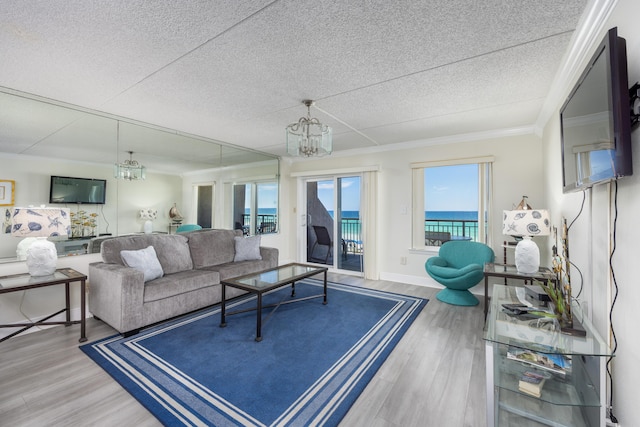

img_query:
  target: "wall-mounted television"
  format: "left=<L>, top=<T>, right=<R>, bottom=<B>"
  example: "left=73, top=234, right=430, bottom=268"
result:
left=560, top=27, right=633, bottom=193
left=49, top=176, right=107, bottom=204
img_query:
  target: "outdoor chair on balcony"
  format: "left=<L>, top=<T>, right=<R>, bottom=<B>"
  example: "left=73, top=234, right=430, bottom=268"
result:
left=425, top=231, right=451, bottom=246
left=425, top=240, right=494, bottom=306
left=310, top=225, right=333, bottom=264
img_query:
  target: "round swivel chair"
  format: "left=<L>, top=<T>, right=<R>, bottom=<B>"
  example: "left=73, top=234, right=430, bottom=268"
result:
left=425, top=241, right=495, bottom=306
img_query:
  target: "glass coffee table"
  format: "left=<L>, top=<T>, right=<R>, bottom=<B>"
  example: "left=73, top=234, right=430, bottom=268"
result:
left=220, top=263, right=328, bottom=341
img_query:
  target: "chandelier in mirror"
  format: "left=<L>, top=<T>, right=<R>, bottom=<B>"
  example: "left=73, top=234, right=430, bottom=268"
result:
left=114, top=151, right=146, bottom=180
left=286, top=100, right=332, bottom=157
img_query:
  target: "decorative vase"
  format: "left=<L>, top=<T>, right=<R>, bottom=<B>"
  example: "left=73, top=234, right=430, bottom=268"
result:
left=144, top=220, right=153, bottom=234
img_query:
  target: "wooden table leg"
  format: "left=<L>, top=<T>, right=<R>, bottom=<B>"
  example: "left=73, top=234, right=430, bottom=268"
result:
left=256, top=292, right=263, bottom=342
left=79, top=279, right=87, bottom=342
left=65, top=283, right=71, bottom=325
left=484, top=275, right=489, bottom=321
left=220, top=284, right=227, bottom=327
left=323, top=270, right=328, bottom=305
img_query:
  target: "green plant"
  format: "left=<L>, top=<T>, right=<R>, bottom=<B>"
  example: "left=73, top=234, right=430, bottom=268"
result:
left=536, top=279, right=566, bottom=318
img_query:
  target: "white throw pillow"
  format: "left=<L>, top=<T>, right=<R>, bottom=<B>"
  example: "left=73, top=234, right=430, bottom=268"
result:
left=120, top=246, right=164, bottom=282
left=234, top=235, right=262, bottom=262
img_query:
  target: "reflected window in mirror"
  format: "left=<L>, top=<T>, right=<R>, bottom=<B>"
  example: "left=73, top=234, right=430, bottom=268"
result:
left=195, top=184, right=214, bottom=229
left=233, top=181, right=278, bottom=235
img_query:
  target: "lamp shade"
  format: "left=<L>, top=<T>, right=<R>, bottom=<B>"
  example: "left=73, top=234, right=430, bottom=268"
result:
left=11, top=207, right=71, bottom=238
left=502, top=209, right=550, bottom=237
left=139, top=208, right=157, bottom=221
left=11, top=207, right=70, bottom=276
left=503, top=209, right=550, bottom=274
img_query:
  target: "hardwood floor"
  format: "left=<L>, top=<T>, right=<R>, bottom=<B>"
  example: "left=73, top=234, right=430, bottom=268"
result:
left=0, top=273, right=488, bottom=427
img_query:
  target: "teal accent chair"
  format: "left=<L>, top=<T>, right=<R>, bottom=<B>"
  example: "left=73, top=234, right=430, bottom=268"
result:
left=176, top=224, right=202, bottom=233
left=425, top=241, right=495, bottom=306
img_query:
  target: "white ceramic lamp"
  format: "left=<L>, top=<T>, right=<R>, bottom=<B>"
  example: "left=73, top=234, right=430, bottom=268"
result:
left=11, top=207, right=71, bottom=276
left=502, top=209, right=551, bottom=274
left=139, top=208, right=157, bottom=234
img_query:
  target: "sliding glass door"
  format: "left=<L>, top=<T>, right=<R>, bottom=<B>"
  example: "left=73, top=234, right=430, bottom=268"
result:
left=305, top=175, right=363, bottom=274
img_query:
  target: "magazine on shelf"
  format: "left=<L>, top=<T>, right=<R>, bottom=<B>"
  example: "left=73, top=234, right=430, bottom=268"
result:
left=506, top=346, right=572, bottom=376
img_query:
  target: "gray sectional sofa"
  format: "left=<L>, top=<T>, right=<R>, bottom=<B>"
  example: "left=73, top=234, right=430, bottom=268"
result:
left=88, top=229, right=278, bottom=336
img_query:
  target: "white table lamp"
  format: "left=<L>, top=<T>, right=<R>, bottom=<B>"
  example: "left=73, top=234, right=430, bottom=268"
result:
left=502, top=209, right=551, bottom=274
left=139, top=208, right=158, bottom=234
left=12, top=207, right=71, bottom=276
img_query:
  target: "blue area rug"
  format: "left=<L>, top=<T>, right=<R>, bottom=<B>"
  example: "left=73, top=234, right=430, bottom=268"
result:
left=81, top=280, right=427, bottom=426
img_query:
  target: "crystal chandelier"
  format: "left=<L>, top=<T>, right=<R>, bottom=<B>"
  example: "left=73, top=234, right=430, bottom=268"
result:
left=286, top=100, right=332, bottom=157
left=114, top=151, right=146, bottom=180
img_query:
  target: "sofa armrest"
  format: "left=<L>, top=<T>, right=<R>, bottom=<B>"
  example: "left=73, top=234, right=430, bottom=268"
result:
left=88, top=262, right=146, bottom=333
left=259, top=246, right=279, bottom=267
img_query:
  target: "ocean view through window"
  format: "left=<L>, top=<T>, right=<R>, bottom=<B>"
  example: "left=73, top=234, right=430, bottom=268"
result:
left=411, top=157, right=493, bottom=248
left=234, top=181, right=278, bottom=235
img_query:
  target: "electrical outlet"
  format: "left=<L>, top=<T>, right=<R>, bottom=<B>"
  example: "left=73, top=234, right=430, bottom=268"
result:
left=400, top=256, right=407, bottom=265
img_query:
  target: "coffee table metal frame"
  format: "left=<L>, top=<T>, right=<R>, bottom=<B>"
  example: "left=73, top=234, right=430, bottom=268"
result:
left=220, top=263, right=328, bottom=341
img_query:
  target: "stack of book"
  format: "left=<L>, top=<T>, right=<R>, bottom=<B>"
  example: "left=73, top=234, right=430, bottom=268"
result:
left=518, top=371, right=546, bottom=397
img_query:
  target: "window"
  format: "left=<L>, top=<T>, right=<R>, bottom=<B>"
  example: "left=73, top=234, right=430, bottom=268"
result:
left=411, top=157, right=493, bottom=249
left=233, top=181, right=278, bottom=235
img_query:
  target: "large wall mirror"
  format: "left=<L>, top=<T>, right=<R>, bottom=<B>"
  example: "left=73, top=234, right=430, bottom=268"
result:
left=0, top=88, right=279, bottom=261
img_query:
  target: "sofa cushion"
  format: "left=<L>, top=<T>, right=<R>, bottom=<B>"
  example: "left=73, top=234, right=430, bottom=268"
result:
left=143, top=269, right=220, bottom=303
left=187, top=229, right=242, bottom=269
left=203, top=259, right=275, bottom=281
left=101, top=234, right=193, bottom=274
left=120, top=246, right=164, bottom=282
left=234, top=235, right=262, bottom=262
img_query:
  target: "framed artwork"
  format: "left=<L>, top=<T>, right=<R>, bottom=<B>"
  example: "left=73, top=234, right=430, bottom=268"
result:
left=0, top=180, right=15, bottom=206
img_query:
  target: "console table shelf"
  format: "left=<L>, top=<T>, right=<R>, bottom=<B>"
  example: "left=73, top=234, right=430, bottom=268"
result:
left=484, top=284, right=611, bottom=427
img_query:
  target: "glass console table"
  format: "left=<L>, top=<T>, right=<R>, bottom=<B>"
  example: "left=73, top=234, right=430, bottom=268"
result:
left=484, top=284, right=611, bottom=426
left=483, top=263, right=557, bottom=320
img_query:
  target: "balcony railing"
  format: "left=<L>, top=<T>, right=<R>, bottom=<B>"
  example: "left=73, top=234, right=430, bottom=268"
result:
left=241, top=214, right=278, bottom=234
left=339, top=218, right=362, bottom=254
left=424, top=218, right=479, bottom=246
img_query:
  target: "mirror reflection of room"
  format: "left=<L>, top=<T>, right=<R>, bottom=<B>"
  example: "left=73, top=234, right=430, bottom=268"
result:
left=0, top=89, right=279, bottom=262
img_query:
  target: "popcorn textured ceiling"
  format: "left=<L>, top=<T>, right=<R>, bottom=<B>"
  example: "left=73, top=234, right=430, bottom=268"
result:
left=0, top=0, right=589, bottom=159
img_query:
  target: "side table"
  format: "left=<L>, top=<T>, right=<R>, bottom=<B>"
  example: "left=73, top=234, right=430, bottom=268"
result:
left=483, top=263, right=557, bottom=320
left=0, top=268, right=87, bottom=343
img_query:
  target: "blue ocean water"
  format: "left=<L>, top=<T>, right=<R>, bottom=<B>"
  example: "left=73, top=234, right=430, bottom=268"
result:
left=252, top=209, right=479, bottom=220
left=425, top=211, right=478, bottom=220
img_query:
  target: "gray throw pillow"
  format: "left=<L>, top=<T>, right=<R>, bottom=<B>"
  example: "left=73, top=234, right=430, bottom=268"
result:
left=120, top=245, right=164, bottom=282
left=234, top=235, right=262, bottom=262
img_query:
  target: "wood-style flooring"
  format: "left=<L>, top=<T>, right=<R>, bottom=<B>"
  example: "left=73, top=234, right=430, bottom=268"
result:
left=0, top=273, right=488, bottom=427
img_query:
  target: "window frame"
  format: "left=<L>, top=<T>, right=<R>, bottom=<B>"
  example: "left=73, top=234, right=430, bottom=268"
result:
left=411, top=156, right=494, bottom=250
left=232, top=179, right=279, bottom=235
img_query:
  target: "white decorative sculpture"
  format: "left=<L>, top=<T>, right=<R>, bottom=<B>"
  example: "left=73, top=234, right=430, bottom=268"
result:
left=26, top=239, right=58, bottom=276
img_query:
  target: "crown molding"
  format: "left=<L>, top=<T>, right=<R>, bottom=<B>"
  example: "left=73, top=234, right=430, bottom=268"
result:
left=535, top=0, right=618, bottom=131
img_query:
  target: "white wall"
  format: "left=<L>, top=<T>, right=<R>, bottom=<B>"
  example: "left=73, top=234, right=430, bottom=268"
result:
left=542, top=1, right=640, bottom=422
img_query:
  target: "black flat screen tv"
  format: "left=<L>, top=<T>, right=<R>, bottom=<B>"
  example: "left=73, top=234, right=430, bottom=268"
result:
left=560, top=27, right=633, bottom=193
left=49, top=176, right=107, bottom=204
